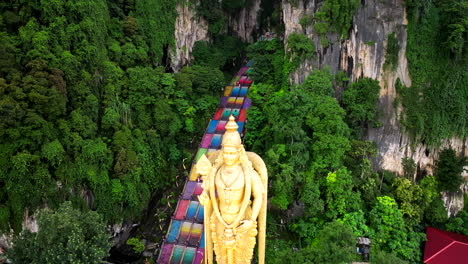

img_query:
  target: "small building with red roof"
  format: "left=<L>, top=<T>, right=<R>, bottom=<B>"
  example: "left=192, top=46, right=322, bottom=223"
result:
left=424, top=227, right=468, bottom=264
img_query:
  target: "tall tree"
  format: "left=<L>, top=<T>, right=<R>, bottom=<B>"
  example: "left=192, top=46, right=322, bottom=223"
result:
left=435, top=148, right=466, bottom=192
left=8, top=202, right=111, bottom=264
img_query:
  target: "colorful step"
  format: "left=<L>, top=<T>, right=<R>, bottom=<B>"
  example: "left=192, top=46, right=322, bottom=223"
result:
left=182, top=247, right=196, bottom=264
left=166, top=220, right=182, bottom=243
left=182, top=181, right=197, bottom=200
left=157, top=61, right=254, bottom=264
left=186, top=201, right=199, bottom=220
left=207, top=120, right=218, bottom=133
left=175, top=200, right=190, bottom=220
left=170, top=245, right=184, bottom=264
left=158, top=243, right=174, bottom=263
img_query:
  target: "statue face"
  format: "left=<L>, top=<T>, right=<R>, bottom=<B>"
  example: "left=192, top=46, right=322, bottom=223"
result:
left=223, top=146, right=240, bottom=166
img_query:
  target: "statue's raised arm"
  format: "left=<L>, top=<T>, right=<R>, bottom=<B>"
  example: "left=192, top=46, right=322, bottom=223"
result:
left=197, top=116, right=267, bottom=264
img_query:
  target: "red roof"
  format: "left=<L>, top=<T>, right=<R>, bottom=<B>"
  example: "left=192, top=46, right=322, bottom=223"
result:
left=424, top=227, right=468, bottom=264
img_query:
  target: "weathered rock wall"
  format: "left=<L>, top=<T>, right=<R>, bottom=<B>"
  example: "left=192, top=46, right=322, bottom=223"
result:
left=282, top=0, right=467, bottom=214
left=228, top=0, right=262, bottom=42
left=171, top=0, right=263, bottom=71
left=170, top=0, right=466, bottom=212
left=170, top=2, right=209, bottom=71
left=282, top=0, right=467, bottom=174
left=443, top=183, right=468, bottom=217
left=282, top=0, right=342, bottom=84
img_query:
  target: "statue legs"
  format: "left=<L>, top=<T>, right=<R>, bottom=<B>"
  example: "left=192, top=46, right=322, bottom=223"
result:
left=210, top=208, right=257, bottom=264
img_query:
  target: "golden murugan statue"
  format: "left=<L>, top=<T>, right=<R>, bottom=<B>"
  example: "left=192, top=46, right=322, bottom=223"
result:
left=197, top=116, right=267, bottom=264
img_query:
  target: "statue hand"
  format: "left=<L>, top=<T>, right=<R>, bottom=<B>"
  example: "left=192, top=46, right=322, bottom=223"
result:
left=236, top=220, right=256, bottom=233
left=198, top=191, right=209, bottom=206
left=196, top=154, right=212, bottom=176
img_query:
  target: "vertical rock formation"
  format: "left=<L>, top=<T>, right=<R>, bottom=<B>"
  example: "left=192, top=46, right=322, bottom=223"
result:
left=282, top=0, right=467, bottom=213
left=170, top=0, right=466, bottom=199
left=281, top=0, right=466, bottom=175
left=171, top=0, right=263, bottom=71
left=228, top=0, right=262, bottom=42
left=443, top=183, right=468, bottom=217
left=282, top=0, right=342, bottom=84
left=171, top=2, right=209, bottom=71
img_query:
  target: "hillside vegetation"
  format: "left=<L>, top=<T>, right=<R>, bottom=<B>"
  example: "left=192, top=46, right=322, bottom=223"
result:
left=0, top=0, right=466, bottom=263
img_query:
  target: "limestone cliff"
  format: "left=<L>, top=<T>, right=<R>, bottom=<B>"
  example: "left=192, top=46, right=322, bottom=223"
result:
left=228, top=0, right=262, bottom=43
left=171, top=0, right=263, bottom=71
left=282, top=0, right=466, bottom=214
left=169, top=0, right=466, bottom=213
left=282, top=0, right=466, bottom=175
left=170, top=2, right=209, bottom=71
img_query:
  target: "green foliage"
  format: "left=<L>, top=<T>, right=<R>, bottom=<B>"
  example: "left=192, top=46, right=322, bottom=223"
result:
left=246, top=39, right=289, bottom=87
left=8, top=202, right=111, bottom=263
left=369, top=196, right=424, bottom=262
left=0, top=0, right=219, bottom=230
left=341, top=77, right=381, bottom=136
left=435, top=148, right=466, bottom=192
left=384, top=32, right=400, bottom=71
left=445, top=204, right=468, bottom=235
left=307, top=221, right=357, bottom=263
left=126, top=237, right=145, bottom=254
left=313, top=0, right=360, bottom=39
left=123, top=16, right=138, bottom=36
left=268, top=221, right=357, bottom=264
left=287, top=33, right=315, bottom=67
left=402, top=1, right=468, bottom=144
left=197, top=0, right=226, bottom=35
left=339, top=210, right=370, bottom=237
left=192, top=41, right=225, bottom=69
left=243, top=15, right=460, bottom=261
left=222, top=0, right=252, bottom=12
left=370, top=250, right=409, bottom=264
left=324, top=168, right=360, bottom=219
left=245, top=56, right=355, bottom=253
left=0, top=206, right=10, bottom=231
left=1, top=1, right=463, bottom=261
left=301, top=67, right=334, bottom=96
left=424, top=196, right=449, bottom=228
left=133, top=0, right=177, bottom=63
left=436, top=0, right=468, bottom=60
left=192, top=36, right=246, bottom=70
left=401, top=157, right=416, bottom=179
left=299, top=14, right=314, bottom=29
left=392, top=177, right=424, bottom=226
left=344, top=140, right=381, bottom=209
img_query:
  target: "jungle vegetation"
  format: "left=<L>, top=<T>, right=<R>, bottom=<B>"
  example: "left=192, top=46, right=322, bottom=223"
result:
left=0, top=0, right=466, bottom=263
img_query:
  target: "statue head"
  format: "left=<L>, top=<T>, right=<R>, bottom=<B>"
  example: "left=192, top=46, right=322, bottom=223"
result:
left=222, top=115, right=242, bottom=166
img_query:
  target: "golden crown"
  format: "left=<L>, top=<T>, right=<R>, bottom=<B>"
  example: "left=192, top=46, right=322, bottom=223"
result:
left=222, top=115, right=242, bottom=147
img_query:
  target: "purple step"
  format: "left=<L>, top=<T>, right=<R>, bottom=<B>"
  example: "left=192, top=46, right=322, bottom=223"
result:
left=182, top=181, right=197, bottom=200
left=158, top=243, right=174, bottom=264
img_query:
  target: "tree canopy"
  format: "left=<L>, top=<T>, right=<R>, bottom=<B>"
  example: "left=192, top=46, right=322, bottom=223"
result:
left=8, top=202, right=111, bottom=264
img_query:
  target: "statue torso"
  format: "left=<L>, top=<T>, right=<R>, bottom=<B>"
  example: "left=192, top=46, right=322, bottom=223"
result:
left=215, top=164, right=246, bottom=223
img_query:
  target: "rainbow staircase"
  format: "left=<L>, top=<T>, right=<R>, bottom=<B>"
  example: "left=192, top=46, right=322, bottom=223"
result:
left=157, top=61, right=254, bottom=264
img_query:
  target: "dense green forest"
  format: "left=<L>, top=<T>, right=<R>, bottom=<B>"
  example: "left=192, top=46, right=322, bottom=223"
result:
left=0, top=0, right=229, bottom=234
left=400, top=0, right=467, bottom=144
left=244, top=40, right=466, bottom=263
left=0, top=0, right=466, bottom=263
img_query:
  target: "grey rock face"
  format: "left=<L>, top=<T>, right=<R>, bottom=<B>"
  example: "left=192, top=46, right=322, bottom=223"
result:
left=171, top=2, right=209, bottom=72
left=282, top=0, right=466, bottom=174
left=442, top=183, right=468, bottom=217
left=281, top=0, right=467, bottom=214
left=171, top=0, right=263, bottom=71
left=228, top=0, right=262, bottom=42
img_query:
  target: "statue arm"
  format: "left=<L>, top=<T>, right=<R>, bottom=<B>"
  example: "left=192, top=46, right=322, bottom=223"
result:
left=250, top=170, right=264, bottom=221
left=196, top=154, right=212, bottom=206
left=236, top=170, right=263, bottom=233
